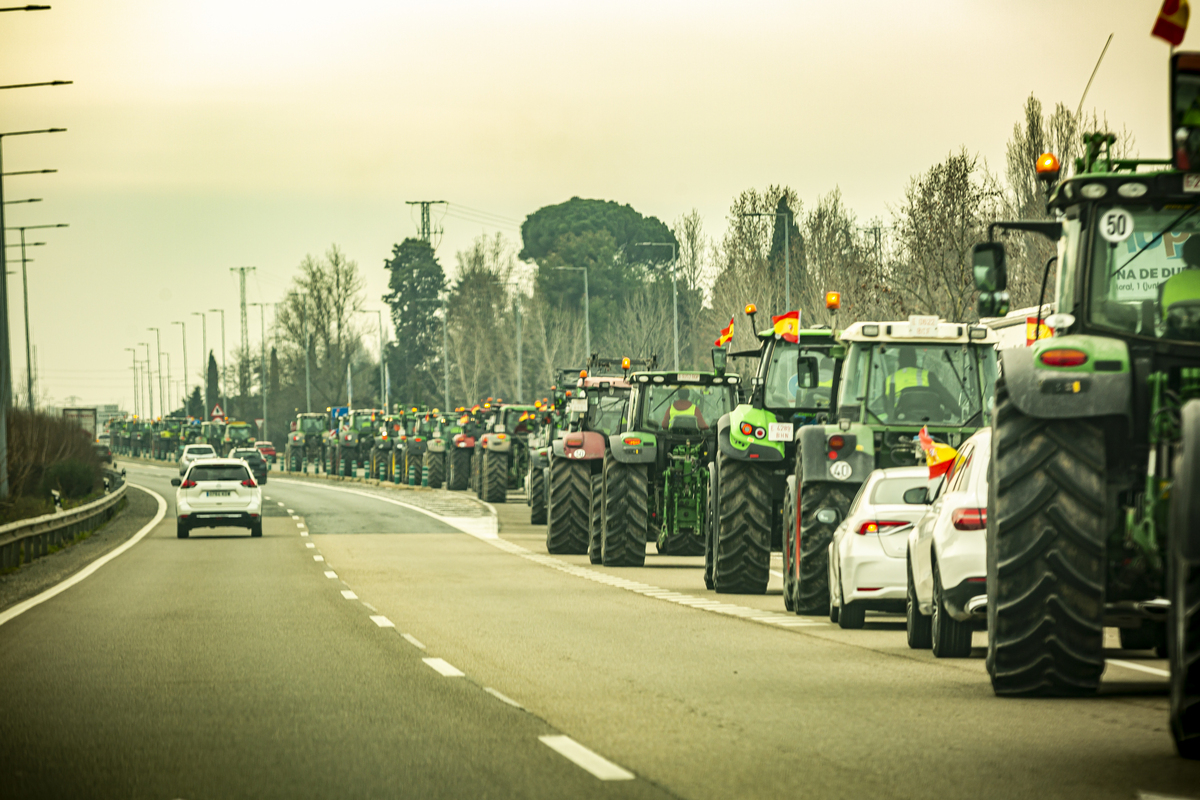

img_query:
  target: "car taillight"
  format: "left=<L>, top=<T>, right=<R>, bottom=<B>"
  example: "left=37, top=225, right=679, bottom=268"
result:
left=856, top=520, right=908, bottom=535
left=1040, top=349, right=1087, bottom=367
left=181, top=479, right=197, bottom=489
left=242, top=479, right=257, bottom=488
left=951, top=508, right=986, bottom=530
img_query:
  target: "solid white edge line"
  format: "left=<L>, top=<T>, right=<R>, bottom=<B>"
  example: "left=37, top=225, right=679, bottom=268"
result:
left=271, top=477, right=493, bottom=537
left=1107, top=659, right=1170, bottom=678
left=0, top=483, right=168, bottom=628
left=422, top=657, right=465, bottom=677
left=401, top=633, right=426, bottom=650
left=538, top=735, right=635, bottom=781
left=769, top=570, right=784, bottom=579
left=484, top=687, right=523, bottom=709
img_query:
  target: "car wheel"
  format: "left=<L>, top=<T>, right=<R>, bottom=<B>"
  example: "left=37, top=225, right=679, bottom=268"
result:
left=838, top=597, right=865, bottom=629
left=176, top=521, right=190, bottom=539
left=932, top=559, right=973, bottom=658
left=250, top=522, right=263, bottom=538
left=906, top=554, right=933, bottom=649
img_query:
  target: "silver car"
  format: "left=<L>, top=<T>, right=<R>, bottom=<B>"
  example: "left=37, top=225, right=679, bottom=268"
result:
left=178, top=443, right=218, bottom=475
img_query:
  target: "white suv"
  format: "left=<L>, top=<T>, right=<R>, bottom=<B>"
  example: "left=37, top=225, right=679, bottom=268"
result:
left=172, top=458, right=263, bottom=538
left=906, top=428, right=990, bottom=657
left=178, top=443, right=217, bottom=475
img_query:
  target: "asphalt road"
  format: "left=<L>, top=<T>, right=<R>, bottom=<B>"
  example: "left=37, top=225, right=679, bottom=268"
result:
left=1, top=460, right=1198, bottom=799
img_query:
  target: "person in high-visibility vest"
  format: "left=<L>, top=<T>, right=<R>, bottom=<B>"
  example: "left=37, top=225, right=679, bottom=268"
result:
left=885, top=348, right=958, bottom=417
left=661, top=388, right=710, bottom=430
left=1160, top=234, right=1200, bottom=339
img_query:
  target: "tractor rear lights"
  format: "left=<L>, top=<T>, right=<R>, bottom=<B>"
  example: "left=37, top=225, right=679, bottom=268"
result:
left=623, top=437, right=642, bottom=446
left=951, top=508, right=987, bottom=531
left=754, top=427, right=766, bottom=439
left=1040, top=349, right=1088, bottom=367
left=856, top=520, right=908, bottom=535
left=828, top=435, right=845, bottom=449
left=740, top=422, right=754, bottom=436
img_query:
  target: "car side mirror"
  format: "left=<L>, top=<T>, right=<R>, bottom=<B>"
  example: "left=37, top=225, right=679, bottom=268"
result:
left=903, top=486, right=929, bottom=505
left=170, top=478, right=181, bottom=487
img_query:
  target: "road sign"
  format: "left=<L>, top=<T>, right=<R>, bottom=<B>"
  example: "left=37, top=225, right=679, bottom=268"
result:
left=211, top=404, right=224, bottom=419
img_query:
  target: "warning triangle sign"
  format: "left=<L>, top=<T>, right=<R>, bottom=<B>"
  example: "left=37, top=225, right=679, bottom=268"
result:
left=211, top=404, right=225, bottom=419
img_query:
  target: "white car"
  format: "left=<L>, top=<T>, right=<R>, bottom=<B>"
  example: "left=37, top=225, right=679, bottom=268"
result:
left=178, top=443, right=218, bottom=475
left=906, top=428, right=990, bottom=657
left=171, top=458, right=263, bottom=539
left=828, top=466, right=936, bottom=629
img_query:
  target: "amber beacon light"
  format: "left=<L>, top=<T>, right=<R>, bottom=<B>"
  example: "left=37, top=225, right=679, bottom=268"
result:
left=1035, top=152, right=1060, bottom=183
left=825, top=292, right=841, bottom=310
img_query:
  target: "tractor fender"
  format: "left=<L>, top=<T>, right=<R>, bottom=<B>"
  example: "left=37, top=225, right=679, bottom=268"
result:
left=607, top=432, right=657, bottom=464
left=717, top=413, right=784, bottom=462
left=553, top=431, right=606, bottom=460
left=481, top=433, right=513, bottom=453
left=426, top=438, right=446, bottom=454
left=1000, top=339, right=1131, bottom=420
left=797, top=425, right=874, bottom=486
left=375, top=438, right=393, bottom=451
left=453, top=433, right=475, bottom=449
left=530, top=447, right=550, bottom=470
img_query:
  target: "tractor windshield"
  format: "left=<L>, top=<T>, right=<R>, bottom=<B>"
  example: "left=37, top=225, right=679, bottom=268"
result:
left=1087, top=202, right=1200, bottom=341
left=300, top=418, right=324, bottom=434
left=228, top=426, right=252, bottom=442
left=587, top=390, right=629, bottom=436
left=640, top=383, right=733, bottom=432
left=502, top=408, right=536, bottom=435
left=353, top=416, right=376, bottom=431
left=763, top=341, right=837, bottom=411
left=843, top=343, right=996, bottom=426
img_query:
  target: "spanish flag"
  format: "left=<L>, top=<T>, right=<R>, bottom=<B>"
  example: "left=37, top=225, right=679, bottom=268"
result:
left=714, top=317, right=734, bottom=347
left=772, top=310, right=801, bottom=343
left=918, top=426, right=958, bottom=479
left=1025, top=316, right=1054, bottom=346
left=1154, top=0, right=1189, bottom=46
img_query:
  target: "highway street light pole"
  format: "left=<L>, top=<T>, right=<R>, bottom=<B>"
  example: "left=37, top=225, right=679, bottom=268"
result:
left=164, top=353, right=172, bottom=413
left=0, top=127, right=65, bottom=497
left=633, top=242, right=678, bottom=370
left=172, top=320, right=187, bottom=412
left=209, top=309, right=226, bottom=417
left=191, top=311, right=206, bottom=391
left=741, top=210, right=791, bottom=311
left=8, top=223, right=67, bottom=409
left=124, top=347, right=139, bottom=417
left=553, top=266, right=590, bottom=361
left=148, top=327, right=164, bottom=417
left=139, top=342, right=153, bottom=419
left=249, top=303, right=269, bottom=441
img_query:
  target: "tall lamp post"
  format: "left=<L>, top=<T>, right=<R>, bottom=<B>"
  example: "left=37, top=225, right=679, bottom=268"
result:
left=164, top=352, right=172, bottom=413
left=209, top=309, right=226, bottom=416
left=139, top=342, right=153, bottom=419
left=148, top=327, right=164, bottom=416
left=0, top=126, right=65, bottom=497
left=553, top=266, right=590, bottom=362
left=249, top=303, right=269, bottom=441
left=6, top=222, right=67, bottom=407
left=124, top=347, right=139, bottom=417
left=633, top=241, right=678, bottom=369
left=172, top=320, right=187, bottom=412
left=191, top=311, right=206, bottom=405
left=741, top=210, right=792, bottom=311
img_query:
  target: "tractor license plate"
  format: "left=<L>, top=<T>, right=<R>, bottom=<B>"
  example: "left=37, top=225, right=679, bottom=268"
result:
left=206, top=490, right=231, bottom=497
left=768, top=422, right=793, bottom=442
left=569, top=399, right=588, bottom=413
left=1186, top=174, right=1200, bottom=192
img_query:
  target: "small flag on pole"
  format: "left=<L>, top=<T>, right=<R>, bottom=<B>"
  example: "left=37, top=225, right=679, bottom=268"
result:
left=1154, top=0, right=1190, bottom=46
left=715, top=317, right=734, bottom=347
left=771, top=310, right=801, bottom=343
left=918, top=426, right=959, bottom=480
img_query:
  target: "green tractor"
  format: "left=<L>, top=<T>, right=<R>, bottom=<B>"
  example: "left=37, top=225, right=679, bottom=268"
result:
left=221, top=420, right=255, bottom=457
left=447, top=408, right=484, bottom=491
left=472, top=404, right=540, bottom=503
left=708, top=317, right=845, bottom=595
left=286, top=412, right=329, bottom=473
left=330, top=409, right=384, bottom=477
left=599, top=358, right=741, bottom=566
left=967, top=53, right=1200, bottom=758
left=422, top=411, right=461, bottom=489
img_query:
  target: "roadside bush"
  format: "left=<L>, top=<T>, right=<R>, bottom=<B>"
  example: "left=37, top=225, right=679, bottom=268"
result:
left=5, top=408, right=100, bottom=499
left=38, top=458, right=99, bottom=500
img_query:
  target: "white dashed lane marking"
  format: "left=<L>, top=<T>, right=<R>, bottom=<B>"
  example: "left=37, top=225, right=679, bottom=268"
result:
left=306, top=543, right=315, bottom=549
left=276, top=501, right=285, bottom=507
left=401, top=633, right=426, bottom=650
left=539, top=735, right=635, bottom=781
left=324, top=571, right=338, bottom=579
left=422, top=657, right=465, bottom=677
left=484, top=687, right=523, bottom=709
left=341, top=590, right=358, bottom=600
left=291, top=515, right=300, bottom=520
left=369, top=615, right=394, bottom=628
left=313, top=555, right=324, bottom=562
left=1108, top=659, right=1170, bottom=678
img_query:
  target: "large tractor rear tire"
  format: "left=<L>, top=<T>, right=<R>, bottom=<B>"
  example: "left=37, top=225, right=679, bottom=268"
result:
left=448, top=449, right=470, bottom=491
left=426, top=452, right=445, bottom=489
left=602, top=459, right=648, bottom=567
left=530, top=466, right=548, bottom=525
left=987, top=377, right=1107, bottom=696
left=712, top=452, right=771, bottom=594
left=482, top=452, right=508, bottom=503
left=588, top=470, right=605, bottom=565
left=1169, top=400, right=1200, bottom=759
left=796, top=481, right=856, bottom=615
left=546, top=458, right=589, bottom=554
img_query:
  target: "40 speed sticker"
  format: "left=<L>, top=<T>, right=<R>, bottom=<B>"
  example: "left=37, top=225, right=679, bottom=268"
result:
left=829, top=461, right=853, bottom=481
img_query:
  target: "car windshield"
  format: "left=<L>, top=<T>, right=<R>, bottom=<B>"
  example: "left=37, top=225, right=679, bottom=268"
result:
left=587, top=390, right=629, bottom=436
left=763, top=341, right=837, bottom=410
left=189, top=465, right=250, bottom=482
left=1088, top=203, right=1200, bottom=340
left=843, top=342, right=996, bottom=426
left=640, top=383, right=732, bottom=432
left=233, top=450, right=263, bottom=462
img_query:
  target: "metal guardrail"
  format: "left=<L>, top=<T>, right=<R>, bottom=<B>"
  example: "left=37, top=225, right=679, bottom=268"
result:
left=0, top=469, right=129, bottom=571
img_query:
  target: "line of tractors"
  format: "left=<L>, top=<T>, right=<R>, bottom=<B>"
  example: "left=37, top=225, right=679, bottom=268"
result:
left=108, top=416, right=257, bottom=460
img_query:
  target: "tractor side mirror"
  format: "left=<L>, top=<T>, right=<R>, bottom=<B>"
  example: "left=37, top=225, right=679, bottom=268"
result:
left=711, top=347, right=727, bottom=376
left=973, top=242, right=1011, bottom=317
left=903, top=486, right=929, bottom=505
left=797, top=356, right=821, bottom=389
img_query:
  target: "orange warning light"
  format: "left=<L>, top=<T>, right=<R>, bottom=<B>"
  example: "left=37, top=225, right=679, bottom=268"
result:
left=580, top=370, right=588, bottom=378
left=825, top=292, right=841, bottom=310
left=1035, top=153, right=1059, bottom=174
left=621, top=357, right=631, bottom=370
left=744, top=304, right=757, bottom=315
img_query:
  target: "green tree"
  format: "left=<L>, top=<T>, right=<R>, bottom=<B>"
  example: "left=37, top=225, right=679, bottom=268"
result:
left=205, top=352, right=219, bottom=415
left=186, top=386, right=204, bottom=419
left=383, top=238, right=446, bottom=407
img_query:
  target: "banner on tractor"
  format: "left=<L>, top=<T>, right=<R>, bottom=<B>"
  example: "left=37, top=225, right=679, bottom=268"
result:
left=918, top=426, right=958, bottom=479
left=1153, top=0, right=1190, bottom=46
left=771, top=311, right=800, bottom=343
left=715, top=317, right=734, bottom=347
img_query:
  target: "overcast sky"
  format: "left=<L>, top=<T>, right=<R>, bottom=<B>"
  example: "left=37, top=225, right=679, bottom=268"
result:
left=0, top=0, right=1190, bottom=412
